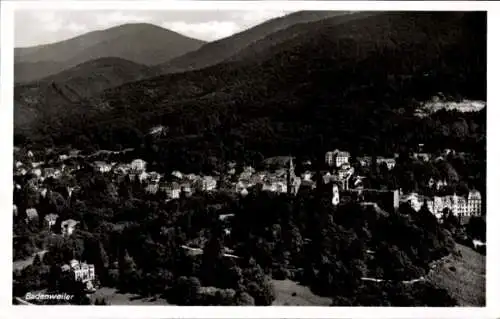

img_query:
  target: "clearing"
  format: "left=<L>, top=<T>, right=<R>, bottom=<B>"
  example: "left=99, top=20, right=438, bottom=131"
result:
left=427, top=243, right=485, bottom=306
left=90, top=287, right=169, bottom=305
left=272, top=279, right=331, bottom=306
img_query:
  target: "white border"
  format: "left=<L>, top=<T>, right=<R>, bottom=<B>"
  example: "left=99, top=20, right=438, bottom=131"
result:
left=2, top=1, right=499, bottom=318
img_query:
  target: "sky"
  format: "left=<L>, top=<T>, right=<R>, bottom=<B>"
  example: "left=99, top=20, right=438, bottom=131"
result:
left=14, top=9, right=292, bottom=47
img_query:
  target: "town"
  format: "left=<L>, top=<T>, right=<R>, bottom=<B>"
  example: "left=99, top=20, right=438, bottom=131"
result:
left=13, top=141, right=485, bottom=305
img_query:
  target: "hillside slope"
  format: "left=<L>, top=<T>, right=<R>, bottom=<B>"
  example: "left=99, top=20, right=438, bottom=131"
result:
left=15, top=23, right=205, bottom=83
left=19, top=12, right=486, bottom=168
left=15, top=61, right=67, bottom=84
left=14, top=57, right=159, bottom=129
left=158, top=11, right=355, bottom=74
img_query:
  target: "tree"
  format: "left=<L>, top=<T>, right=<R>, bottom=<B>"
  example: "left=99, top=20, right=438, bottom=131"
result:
left=171, top=276, right=201, bottom=305
left=234, top=291, right=255, bottom=305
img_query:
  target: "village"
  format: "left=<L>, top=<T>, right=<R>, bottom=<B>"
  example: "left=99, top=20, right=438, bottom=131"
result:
left=12, top=143, right=483, bottom=304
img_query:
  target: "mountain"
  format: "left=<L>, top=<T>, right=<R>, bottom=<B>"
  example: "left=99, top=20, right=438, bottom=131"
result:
left=14, top=23, right=205, bottom=82
left=157, top=11, right=356, bottom=74
left=14, top=57, right=159, bottom=129
left=14, top=61, right=67, bottom=84
left=18, top=12, right=486, bottom=170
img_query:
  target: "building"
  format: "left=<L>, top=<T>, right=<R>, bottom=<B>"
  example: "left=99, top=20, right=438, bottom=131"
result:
left=468, top=190, right=482, bottom=216
left=161, top=182, right=181, bottom=200
left=61, top=260, right=96, bottom=291
left=376, top=157, right=396, bottom=170
left=181, top=183, right=193, bottom=197
left=61, top=219, right=79, bottom=236
left=201, top=176, right=217, bottom=192
left=172, top=171, right=183, bottom=179
left=332, top=184, right=340, bottom=206
left=138, top=171, right=149, bottom=183
left=131, top=159, right=147, bottom=173
left=44, top=213, right=59, bottom=231
left=13, top=204, right=18, bottom=216
left=93, top=161, right=112, bottom=173
left=25, top=208, right=38, bottom=221
left=145, top=184, right=159, bottom=195
left=325, top=150, right=350, bottom=167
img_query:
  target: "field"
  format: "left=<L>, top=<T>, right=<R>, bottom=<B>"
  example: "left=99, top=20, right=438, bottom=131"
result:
left=272, top=279, right=332, bottom=306
left=427, top=243, right=485, bottom=306
left=90, top=287, right=170, bottom=305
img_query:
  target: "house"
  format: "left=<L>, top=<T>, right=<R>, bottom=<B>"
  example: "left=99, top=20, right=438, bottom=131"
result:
left=163, top=182, right=181, bottom=200
left=181, top=183, right=193, bottom=196
left=148, top=172, right=162, bottom=184
left=15, top=161, right=23, bottom=169
left=113, top=164, right=131, bottom=175
left=131, top=159, right=147, bottom=173
left=145, top=184, right=159, bottom=195
left=13, top=204, right=18, bottom=216
left=172, top=171, right=183, bottom=179
left=40, top=187, right=48, bottom=198
left=61, top=219, right=79, bottom=236
left=44, top=213, right=59, bottom=231
left=219, top=214, right=235, bottom=221
left=240, top=188, right=249, bottom=197
left=138, top=171, right=149, bottom=183
left=27, top=150, right=34, bottom=158
left=400, top=193, right=425, bottom=212
left=69, top=150, right=81, bottom=157
left=468, top=190, right=482, bottom=216
left=59, top=154, right=69, bottom=161
left=43, top=167, right=56, bottom=178
left=261, top=178, right=287, bottom=193
left=325, top=150, right=350, bottom=167
left=93, top=161, right=112, bottom=173
left=376, top=157, right=396, bottom=170
left=149, top=125, right=166, bottom=136
left=25, top=208, right=38, bottom=221
left=436, top=180, right=448, bottom=191
left=413, top=153, right=431, bottom=162
left=201, top=176, right=217, bottom=192
left=357, top=156, right=372, bottom=167
left=301, top=171, right=313, bottom=182
left=31, top=168, right=42, bottom=178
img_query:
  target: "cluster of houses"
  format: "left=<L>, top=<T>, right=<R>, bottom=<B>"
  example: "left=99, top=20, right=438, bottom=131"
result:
left=14, top=145, right=483, bottom=232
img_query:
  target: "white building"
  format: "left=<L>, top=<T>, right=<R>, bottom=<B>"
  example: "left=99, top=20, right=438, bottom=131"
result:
left=61, top=260, right=96, bottom=290
left=131, top=159, right=147, bottom=173
left=44, top=213, right=59, bottom=231
left=25, top=208, right=38, bottom=221
left=332, top=184, right=340, bottom=206
left=468, top=190, right=482, bottom=216
left=61, top=219, right=79, bottom=236
left=325, top=150, right=350, bottom=167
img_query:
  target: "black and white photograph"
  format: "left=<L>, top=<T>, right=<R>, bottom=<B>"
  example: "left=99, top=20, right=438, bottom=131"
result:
left=3, top=0, right=495, bottom=315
